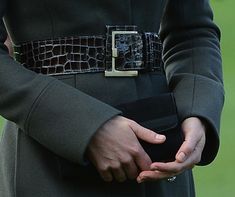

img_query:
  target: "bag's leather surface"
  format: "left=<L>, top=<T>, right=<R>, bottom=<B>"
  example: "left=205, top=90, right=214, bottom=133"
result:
left=117, top=93, right=183, bottom=162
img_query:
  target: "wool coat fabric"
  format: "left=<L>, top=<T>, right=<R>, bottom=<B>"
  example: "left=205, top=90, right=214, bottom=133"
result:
left=0, top=0, right=224, bottom=196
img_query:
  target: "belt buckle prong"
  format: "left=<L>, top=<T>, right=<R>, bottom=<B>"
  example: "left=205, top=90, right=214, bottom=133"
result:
left=105, top=30, right=139, bottom=77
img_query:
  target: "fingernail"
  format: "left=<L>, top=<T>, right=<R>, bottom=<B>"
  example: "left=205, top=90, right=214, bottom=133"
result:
left=156, top=134, right=166, bottom=140
left=177, top=152, right=186, bottom=162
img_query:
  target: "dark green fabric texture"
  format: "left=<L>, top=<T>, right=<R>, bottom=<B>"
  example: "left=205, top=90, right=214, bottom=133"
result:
left=0, top=0, right=224, bottom=196
left=160, top=0, right=224, bottom=164
left=0, top=0, right=122, bottom=165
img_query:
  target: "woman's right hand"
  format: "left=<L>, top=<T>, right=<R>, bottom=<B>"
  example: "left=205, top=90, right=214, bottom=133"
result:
left=87, top=116, right=166, bottom=182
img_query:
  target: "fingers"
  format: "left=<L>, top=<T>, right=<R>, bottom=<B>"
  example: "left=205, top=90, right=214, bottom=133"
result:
left=175, top=139, right=198, bottom=163
left=88, top=116, right=166, bottom=183
left=138, top=155, right=195, bottom=183
left=129, top=120, right=166, bottom=144
left=95, top=156, right=140, bottom=182
left=122, top=157, right=139, bottom=180
left=133, top=146, right=152, bottom=171
left=137, top=117, right=207, bottom=183
left=176, top=117, right=204, bottom=163
left=137, top=170, right=175, bottom=183
left=98, top=168, right=113, bottom=182
left=150, top=132, right=205, bottom=173
left=150, top=156, right=195, bottom=174
left=100, top=164, right=139, bottom=182
left=97, top=145, right=151, bottom=182
left=96, top=162, right=126, bottom=183
left=112, top=165, right=127, bottom=182
left=112, top=157, right=139, bottom=181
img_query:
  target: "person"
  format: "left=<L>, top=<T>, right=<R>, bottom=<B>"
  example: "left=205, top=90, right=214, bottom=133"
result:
left=0, top=0, right=224, bottom=197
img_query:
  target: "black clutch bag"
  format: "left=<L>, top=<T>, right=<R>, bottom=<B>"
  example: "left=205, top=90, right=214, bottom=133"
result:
left=58, top=93, right=184, bottom=178
left=116, top=92, right=183, bottom=162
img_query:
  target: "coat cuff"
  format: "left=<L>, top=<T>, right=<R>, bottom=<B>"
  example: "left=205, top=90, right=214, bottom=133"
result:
left=171, top=74, right=224, bottom=165
left=25, top=79, right=121, bottom=165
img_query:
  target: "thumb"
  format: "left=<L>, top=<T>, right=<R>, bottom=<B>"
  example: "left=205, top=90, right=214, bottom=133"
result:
left=176, top=117, right=204, bottom=162
left=129, top=121, right=166, bottom=144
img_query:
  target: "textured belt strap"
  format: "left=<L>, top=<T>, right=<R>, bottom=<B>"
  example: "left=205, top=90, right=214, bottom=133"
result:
left=14, top=25, right=163, bottom=76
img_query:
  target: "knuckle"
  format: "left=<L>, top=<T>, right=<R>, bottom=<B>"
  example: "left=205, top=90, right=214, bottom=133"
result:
left=98, top=164, right=109, bottom=173
left=128, top=120, right=140, bottom=131
left=110, top=162, right=121, bottom=170
left=129, top=145, right=141, bottom=156
left=121, top=156, right=132, bottom=165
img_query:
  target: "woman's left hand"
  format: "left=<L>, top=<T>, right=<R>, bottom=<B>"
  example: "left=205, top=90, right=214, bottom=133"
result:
left=137, top=117, right=206, bottom=183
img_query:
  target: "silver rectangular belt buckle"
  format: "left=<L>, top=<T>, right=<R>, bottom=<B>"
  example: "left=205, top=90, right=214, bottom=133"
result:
left=105, top=30, right=139, bottom=77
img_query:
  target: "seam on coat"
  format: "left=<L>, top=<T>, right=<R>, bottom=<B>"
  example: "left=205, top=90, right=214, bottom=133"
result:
left=75, top=74, right=78, bottom=89
left=181, top=0, right=196, bottom=116
left=56, top=75, right=75, bottom=80
left=24, top=79, right=57, bottom=134
left=14, top=128, right=19, bottom=197
left=128, top=0, right=133, bottom=24
left=158, top=0, right=168, bottom=34
left=190, top=76, right=196, bottom=117
left=1, top=0, right=7, bottom=18
left=189, top=34, right=196, bottom=116
left=188, top=170, right=196, bottom=197
left=190, top=38, right=196, bottom=116
left=55, top=156, right=63, bottom=179
left=42, top=0, right=55, bottom=37
left=158, top=0, right=166, bottom=35
left=140, top=182, right=147, bottom=197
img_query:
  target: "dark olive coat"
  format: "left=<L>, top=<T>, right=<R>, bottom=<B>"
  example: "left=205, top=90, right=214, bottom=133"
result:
left=0, top=0, right=224, bottom=196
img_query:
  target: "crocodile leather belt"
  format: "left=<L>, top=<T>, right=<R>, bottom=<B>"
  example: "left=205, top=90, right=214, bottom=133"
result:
left=14, top=25, right=163, bottom=77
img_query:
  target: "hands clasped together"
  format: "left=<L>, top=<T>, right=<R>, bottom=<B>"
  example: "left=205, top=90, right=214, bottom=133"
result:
left=87, top=116, right=206, bottom=183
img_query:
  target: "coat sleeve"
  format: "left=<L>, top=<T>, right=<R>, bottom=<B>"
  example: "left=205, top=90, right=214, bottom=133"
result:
left=159, top=0, right=224, bottom=165
left=0, top=2, right=121, bottom=165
